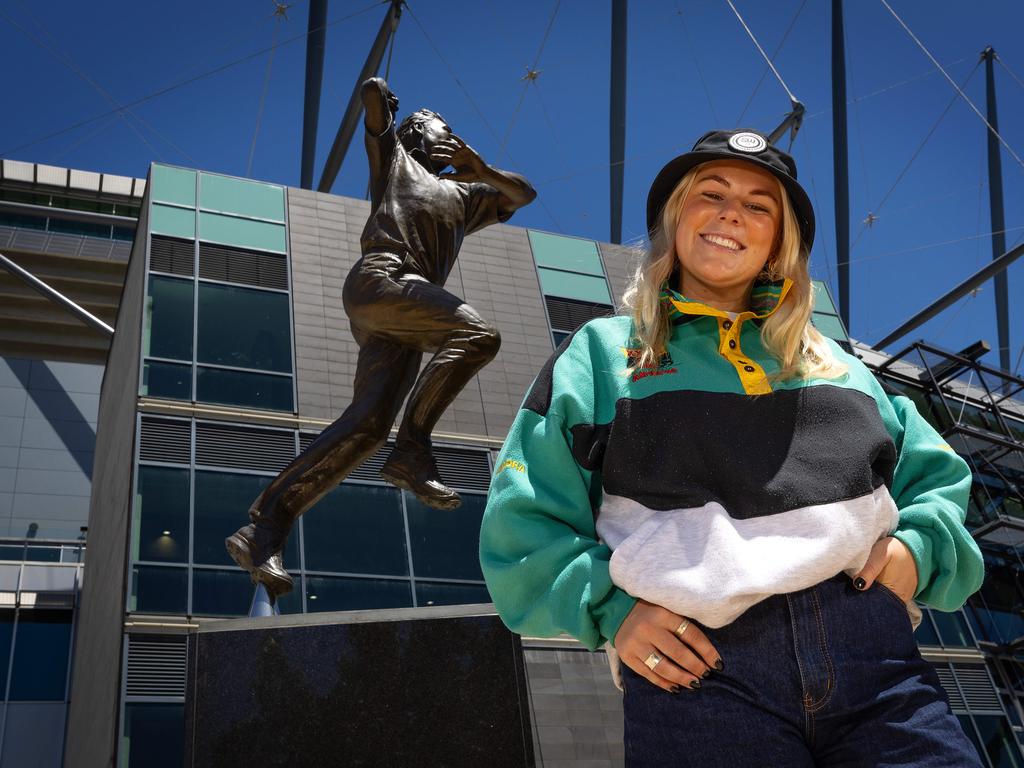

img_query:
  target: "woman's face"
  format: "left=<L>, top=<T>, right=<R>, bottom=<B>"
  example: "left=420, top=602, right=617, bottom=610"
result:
left=674, top=159, right=783, bottom=304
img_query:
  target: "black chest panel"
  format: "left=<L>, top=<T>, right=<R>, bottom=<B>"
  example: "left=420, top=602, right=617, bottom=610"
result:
left=571, top=385, right=897, bottom=518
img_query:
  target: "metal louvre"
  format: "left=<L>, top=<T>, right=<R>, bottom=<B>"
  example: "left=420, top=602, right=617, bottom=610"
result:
left=934, top=663, right=1002, bottom=714
left=198, top=242, right=288, bottom=290
left=149, top=235, right=194, bottom=276
left=139, top=416, right=191, bottom=464
left=545, top=296, right=614, bottom=333
left=195, top=422, right=296, bottom=472
left=125, top=635, right=187, bottom=699
left=296, top=434, right=491, bottom=490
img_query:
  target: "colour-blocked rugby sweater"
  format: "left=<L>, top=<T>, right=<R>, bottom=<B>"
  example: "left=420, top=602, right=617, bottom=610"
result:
left=479, top=278, right=985, bottom=651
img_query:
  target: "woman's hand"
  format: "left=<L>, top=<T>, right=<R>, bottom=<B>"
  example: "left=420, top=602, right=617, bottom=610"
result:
left=853, top=536, right=920, bottom=603
left=614, top=599, right=723, bottom=693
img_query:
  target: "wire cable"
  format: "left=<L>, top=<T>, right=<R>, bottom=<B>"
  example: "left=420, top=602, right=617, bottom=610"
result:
left=996, top=56, right=1024, bottom=92
left=839, top=225, right=1024, bottom=268
left=735, top=0, right=807, bottom=124
left=848, top=61, right=980, bottom=254
left=880, top=0, right=1024, bottom=171
left=672, top=1, right=720, bottom=125
left=246, top=14, right=285, bottom=177
left=0, top=0, right=385, bottom=158
left=724, top=0, right=799, bottom=104
left=500, top=0, right=562, bottom=152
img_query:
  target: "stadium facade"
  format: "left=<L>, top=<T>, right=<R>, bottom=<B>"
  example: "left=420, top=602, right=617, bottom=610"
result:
left=0, top=159, right=1022, bottom=767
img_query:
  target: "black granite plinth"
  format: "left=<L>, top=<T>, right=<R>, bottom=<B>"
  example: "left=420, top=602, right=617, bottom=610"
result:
left=184, top=604, right=534, bottom=768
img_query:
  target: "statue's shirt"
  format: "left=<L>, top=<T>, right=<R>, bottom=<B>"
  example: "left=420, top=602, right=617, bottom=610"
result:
left=360, top=124, right=507, bottom=285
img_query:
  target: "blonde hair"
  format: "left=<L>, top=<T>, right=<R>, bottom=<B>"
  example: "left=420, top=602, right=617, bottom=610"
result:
left=622, top=162, right=846, bottom=382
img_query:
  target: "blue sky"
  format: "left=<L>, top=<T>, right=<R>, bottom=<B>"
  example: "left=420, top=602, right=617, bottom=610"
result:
left=2, top=0, right=1023, bottom=370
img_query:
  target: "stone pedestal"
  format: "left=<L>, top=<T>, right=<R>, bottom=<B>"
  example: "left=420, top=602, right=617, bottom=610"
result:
left=184, top=604, right=535, bottom=767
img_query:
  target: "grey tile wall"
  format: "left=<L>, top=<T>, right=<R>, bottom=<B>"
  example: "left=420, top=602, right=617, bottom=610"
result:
left=0, top=357, right=100, bottom=539
left=597, top=242, right=640, bottom=308
left=286, top=191, right=554, bottom=439
left=524, top=646, right=624, bottom=768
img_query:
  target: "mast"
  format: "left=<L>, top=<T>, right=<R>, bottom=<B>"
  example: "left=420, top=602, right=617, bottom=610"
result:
left=982, top=46, right=1011, bottom=373
left=610, top=0, right=627, bottom=243
left=831, top=0, right=850, bottom=330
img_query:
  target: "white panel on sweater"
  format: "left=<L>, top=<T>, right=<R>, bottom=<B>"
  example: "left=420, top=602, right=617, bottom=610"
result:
left=597, top=487, right=901, bottom=628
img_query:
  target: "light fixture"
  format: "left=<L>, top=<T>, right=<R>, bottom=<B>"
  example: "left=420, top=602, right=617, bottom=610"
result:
left=162, top=530, right=171, bottom=536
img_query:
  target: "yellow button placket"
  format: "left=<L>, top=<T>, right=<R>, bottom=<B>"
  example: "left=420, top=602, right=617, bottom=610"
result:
left=717, top=317, right=772, bottom=395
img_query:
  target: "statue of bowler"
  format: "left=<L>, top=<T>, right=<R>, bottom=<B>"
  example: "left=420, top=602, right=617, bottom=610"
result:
left=227, top=77, right=537, bottom=597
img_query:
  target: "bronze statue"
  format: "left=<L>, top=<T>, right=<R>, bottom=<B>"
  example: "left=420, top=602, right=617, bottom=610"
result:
left=226, top=77, right=536, bottom=597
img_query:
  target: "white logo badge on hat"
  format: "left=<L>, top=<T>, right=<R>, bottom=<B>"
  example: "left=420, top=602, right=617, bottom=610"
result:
left=728, top=132, right=767, bottom=153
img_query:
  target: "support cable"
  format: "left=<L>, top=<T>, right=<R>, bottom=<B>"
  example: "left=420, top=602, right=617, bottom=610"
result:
left=880, top=0, right=1024, bottom=171
left=841, top=225, right=1024, bottom=268
left=404, top=2, right=565, bottom=233
left=672, top=1, right=721, bottom=125
left=0, top=0, right=385, bottom=158
left=500, top=0, right=562, bottom=152
left=724, top=0, right=799, bottom=105
left=247, top=13, right=286, bottom=177
left=996, top=57, right=1024, bottom=92
left=847, top=61, right=980, bottom=254
left=735, top=0, right=807, bottom=125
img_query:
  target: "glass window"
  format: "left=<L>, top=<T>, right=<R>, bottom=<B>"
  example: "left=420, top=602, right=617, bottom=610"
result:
left=0, top=212, right=47, bottom=230
left=415, top=581, right=491, bottom=607
left=192, top=569, right=256, bottom=617
left=305, top=576, right=412, bottom=612
left=123, top=703, right=184, bottom=768
left=48, top=218, right=112, bottom=239
left=551, top=331, right=570, bottom=348
left=196, top=367, right=294, bottom=412
left=133, top=466, right=189, bottom=563
left=199, top=174, right=285, bottom=222
left=973, top=715, right=1023, bottom=767
left=151, top=165, right=196, bottom=207
left=536, top=267, right=612, bottom=304
left=9, top=610, right=71, bottom=701
left=197, top=283, right=292, bottom=373
left=150, top=204, right=196, bottom=240
left=811, top=281, right=837, bottom=314
left=528, top=231, right=604, bottom=275
left=198, top=212, right=286, bottom=253
left=914, top=609, right=942, bottom=646
left=304, top=485, right=408, bottom=576
left=931, top=609, right=975, bottom=648
left=811, top=312, right=848, bottom=341
left=142, top=361, right=192, bottom=400
left=113, top=226, right=136, bottom=241
left=144, top=276, right=193, bottom=361
left=405, top=492, right=485, bottom=581
left=193, top=471, right=299, bottom=567
left=131, top=566, right=188, bottom=614
left=0, top=610, right=13, bottom=694
left=956, top=716, right=986, bottom=765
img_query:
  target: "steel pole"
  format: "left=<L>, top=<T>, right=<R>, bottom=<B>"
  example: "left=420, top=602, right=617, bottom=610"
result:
left=982, top=46, right=1011, bottom=372
left=0, top=251, right=114, bottom=336
left=831, top=0, right=850, bottom=330
left=610, top=0, right=627, bottom=243
left=300, top=0, right=329, bottom=190
left=317, top=0, right=402, bottom=193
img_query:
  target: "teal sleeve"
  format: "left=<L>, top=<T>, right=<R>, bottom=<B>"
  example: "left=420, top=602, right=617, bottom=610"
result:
left=878, top=391, right=984, bottom=610
left=479, top=341, right=636, bottom=651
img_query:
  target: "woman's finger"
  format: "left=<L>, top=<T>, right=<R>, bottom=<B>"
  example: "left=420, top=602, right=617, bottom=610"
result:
left=653, top=628, right=711, bottom=680
left=626, top=651, right=692, bottom=693
left=852, top=536, right=893, bottom=590
left=664, top=618, right=723, bottom=672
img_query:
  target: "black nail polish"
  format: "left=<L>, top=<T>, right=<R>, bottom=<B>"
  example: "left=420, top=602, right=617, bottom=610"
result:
left=854, top=577, right=867, bottom=590
left=701, top=669, right=711, bottom=679
left=714, top=659, right=724, bottom=671
left=689, top=680, right=701, bottom=690
left=670, top=685, right=681, bottom=694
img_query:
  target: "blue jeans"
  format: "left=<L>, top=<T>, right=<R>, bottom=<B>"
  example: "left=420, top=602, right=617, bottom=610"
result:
left=622, top=574, right=982, bottom=767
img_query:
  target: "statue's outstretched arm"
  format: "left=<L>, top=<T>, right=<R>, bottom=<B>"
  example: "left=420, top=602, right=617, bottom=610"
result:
left=361, top=77, right=398, bottom=136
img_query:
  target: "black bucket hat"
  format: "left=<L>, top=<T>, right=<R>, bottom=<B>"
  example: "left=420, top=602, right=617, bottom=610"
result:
left=646, top=129, right=815, bottom=252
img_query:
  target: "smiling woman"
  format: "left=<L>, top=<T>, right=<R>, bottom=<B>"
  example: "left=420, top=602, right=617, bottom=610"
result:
left=481, top=128, right=987, bottom=767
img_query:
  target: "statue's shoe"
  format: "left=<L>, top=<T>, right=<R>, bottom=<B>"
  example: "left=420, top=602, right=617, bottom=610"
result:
left=379, top=448, right=462, bottom=511
left=225, top=524, right=294, bottom=597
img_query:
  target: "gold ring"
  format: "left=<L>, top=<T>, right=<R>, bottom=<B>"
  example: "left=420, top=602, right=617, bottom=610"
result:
left=643, top=651, right=663, bottom=671
left=674, top=619, right=690, bottom=639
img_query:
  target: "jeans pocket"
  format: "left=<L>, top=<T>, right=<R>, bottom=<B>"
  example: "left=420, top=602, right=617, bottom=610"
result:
left=873, top=582, right=918, bottom=632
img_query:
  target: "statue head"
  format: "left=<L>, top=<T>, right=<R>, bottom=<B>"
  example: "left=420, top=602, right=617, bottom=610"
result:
left=397, top=109, right=451, bottom=170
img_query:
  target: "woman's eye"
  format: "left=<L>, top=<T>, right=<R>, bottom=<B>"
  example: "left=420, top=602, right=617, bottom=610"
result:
left=746, top=203, right=770, bottom=213
left=702, top=192, right=723, bottom=201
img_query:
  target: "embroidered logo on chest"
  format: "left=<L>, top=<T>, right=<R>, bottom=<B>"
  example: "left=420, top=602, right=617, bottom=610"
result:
left=622, top=347, right=678, bottom=383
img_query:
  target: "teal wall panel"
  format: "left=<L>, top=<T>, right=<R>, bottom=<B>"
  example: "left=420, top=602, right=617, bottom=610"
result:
left=198, top=212, right=286, bottom=253
left=536, top=267, right=612, bottom=304
left=529, top=230, right=604, bottom=275
left=812, top=281, right=837, bottom=314
left=811, top=312, right=847, bottom=341
left=150, top=205, right=196, bottom=239
left=199, top=175, right=285, bottom=222
left=150, top=166, right=196, bottom=207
